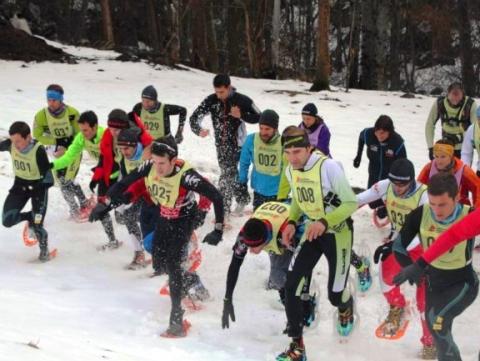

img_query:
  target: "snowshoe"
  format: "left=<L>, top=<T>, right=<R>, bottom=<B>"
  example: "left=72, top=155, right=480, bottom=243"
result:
left=22, top=222, right=38, bottom=247
left=336, top=305, right=354, bottom=337
left=38, top=246, right=57, bottom=262
left=276, top=342, right=306, bottom=361
left=375, top=305, right=409, bottom=340
left=356, top=257, right=372, bottom=293
left=160, top=320, right=191, bottom=338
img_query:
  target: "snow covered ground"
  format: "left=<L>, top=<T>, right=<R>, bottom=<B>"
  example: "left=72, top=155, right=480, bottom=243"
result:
left=0, top=41, right=479, bottom=361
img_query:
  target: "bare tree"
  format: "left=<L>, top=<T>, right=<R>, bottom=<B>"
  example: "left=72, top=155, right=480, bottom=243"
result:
left=457, top=0, right=475, bottom=94
left=100, top=0, right=114, bottom=48
left=310, top=0, right=330, bottom=91
left=271, top=0, right=281, bottom=73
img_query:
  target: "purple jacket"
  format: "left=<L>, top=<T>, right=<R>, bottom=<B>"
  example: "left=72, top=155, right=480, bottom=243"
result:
left=299, top=119, right=331, bottom=157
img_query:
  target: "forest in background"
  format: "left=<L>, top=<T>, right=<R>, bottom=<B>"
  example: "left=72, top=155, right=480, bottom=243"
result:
left=0, top=0, right=479, bottom=94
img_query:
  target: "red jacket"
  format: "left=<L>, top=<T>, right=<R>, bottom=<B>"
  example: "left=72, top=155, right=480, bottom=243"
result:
left=93, top=113, right=153, bottom=187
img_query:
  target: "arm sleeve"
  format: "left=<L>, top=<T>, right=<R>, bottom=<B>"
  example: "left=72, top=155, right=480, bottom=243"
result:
left=189, top=97, right=211, bottom=135
left=36, top=145, right=54, bottom=184
left=33, top=110, right=56, bottom=145
left=317, top=126, right=331, bottom=156
left=183, top=169, right=224, bottom=224
left=53, top=133, right=85, bottom=170
left=395, top=139, right=407, bottom=158
left=323, top=160, right=358, bottom=227
left=356, top=179, right=389, bottom=206
left=165, top=104, right=187, bottom=128
left=355, top=129, right=365, bottom=160
left=461, top=125, right=474, bottom=166
left=224, top=235, right=248, bottom=299
left=238, top=135, right=253, bottom=184
left=0, top=139, right=12, bottom=152
left=240, top=99, right=261, bottom=124
left=425, top=101, right=439, bottom=149
left=392, top=206, right=423, bottom=267
left=423, top=207, right=480, bottom=264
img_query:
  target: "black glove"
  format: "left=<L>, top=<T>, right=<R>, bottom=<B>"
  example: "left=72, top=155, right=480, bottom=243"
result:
left=222, top=298, right=235, bottom=329
left=373, top=241, right=393, bottom=264
left=115, top=191, right=132, bottom=206
left=202, top=229, right=223, bottom=246
left=393, top=258, right=428, bottom=286
left=235, top=182, right=250, bottom=205
left=89, top=179, right=99, bottom=193
left=89, top=202, right=110, bottom=222
left=192, top=210, right=208, bottom=230
left=353, top=156, right=361, bottom=168
left=428, top=147, right=434, bottom=160
left=49, top=162, right=54, bottom=169
left=174, top=130, right=184, bottom=144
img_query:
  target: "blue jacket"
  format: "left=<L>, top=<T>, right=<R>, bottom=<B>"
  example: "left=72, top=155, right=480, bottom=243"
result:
left=238, top=133, right=281, bottom=197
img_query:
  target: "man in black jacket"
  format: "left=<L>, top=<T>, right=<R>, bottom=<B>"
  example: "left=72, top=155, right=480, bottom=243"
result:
left=101, top=136, right=225, bottom=337
left=190, top=74, right=261, bottom=214
left=132, top=85, right=186, bottom=144
left=353, top=115, right=407, bottom=218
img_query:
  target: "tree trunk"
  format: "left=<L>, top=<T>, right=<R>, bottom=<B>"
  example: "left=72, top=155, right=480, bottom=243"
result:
left=271, top=0, right=281, bottom=73
left=205, top=1, right=219, bottom=72
left=238, top=0, right=258, bottom=76
left=389, top=0, right=401, bottom=90
left=457, top=0, right=475, bottom=95
left=190, top=0, right=209, bottom=69
left=348, top=0, right=361, bottom=89
left=375, top=0, right=389, bottom=90
left=359, top=0, right=376, bottom=89
left=404, top=0, right=416, bottom=92
left=145, top=0, right=160, bottom=52
left=99, top=0, right=114, bottom=47
left=310, top=0, right=330, bottom=91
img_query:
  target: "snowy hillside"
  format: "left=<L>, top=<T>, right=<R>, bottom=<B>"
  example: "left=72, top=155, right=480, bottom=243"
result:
left=0, top=42, right=479, bottom=361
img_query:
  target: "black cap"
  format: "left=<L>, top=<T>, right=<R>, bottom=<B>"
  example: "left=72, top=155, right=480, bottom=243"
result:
left=151, top=136, right=178, bottom=158
left=117, top=127, right=140, bottom=148
left=107, top=109, right=129, bottom=129
left=242, top=218, right=267, bottom=247
left=388, top=158, right=415, bottom=184
left=301, top=103, right=318, bottom=117
left=141, top=85, right=158, bottom=101
left=259, top=109, right=279, bottom=129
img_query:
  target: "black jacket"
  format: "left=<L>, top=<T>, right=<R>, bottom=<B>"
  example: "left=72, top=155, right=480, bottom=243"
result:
left=189, top=89, right=260, bottom=155
left=355, top=127, right=407, bottom=186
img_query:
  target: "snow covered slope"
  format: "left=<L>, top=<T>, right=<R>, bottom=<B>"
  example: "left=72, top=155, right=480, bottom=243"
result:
left=0, top=42, right=478, bottom=361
